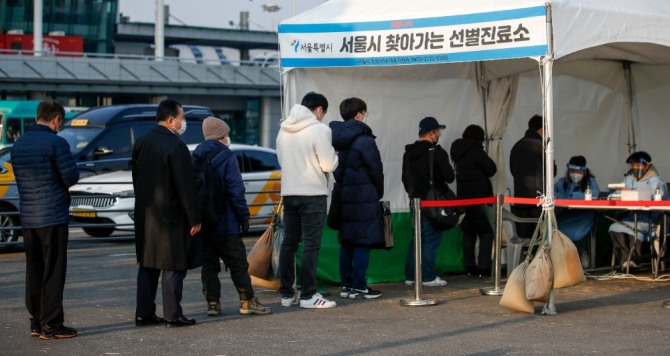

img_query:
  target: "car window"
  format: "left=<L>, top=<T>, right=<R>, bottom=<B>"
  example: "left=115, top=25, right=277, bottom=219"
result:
left=233, top=150, right=248, bottom=173
left=4, top=118, right=22, bottom=143
left=245, top=150, right=280, bottom=172
left=92, top=126, right=131, bottom=158
left=59, top=127, right=104, bottom=154
left=131, top=123, right=154, bottom=143
left=179, top=120, right=205, bottom=145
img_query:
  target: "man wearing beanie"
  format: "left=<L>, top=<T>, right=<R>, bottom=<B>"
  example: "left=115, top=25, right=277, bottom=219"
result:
left=509, top=115, right=555, bottom=239
left=192, top=116, right=272, bottom=317
left=276, top=92, right=339, bottom=309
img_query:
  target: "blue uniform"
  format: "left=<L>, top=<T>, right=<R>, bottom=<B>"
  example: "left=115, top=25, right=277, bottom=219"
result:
left=554, top=177, right=600, bottom=241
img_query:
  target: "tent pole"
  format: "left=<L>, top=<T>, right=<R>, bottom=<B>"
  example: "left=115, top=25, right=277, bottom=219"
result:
left=542, top=3, right=557, bottom=316
left=477, top=61, right=491, bottom=154
left=623, top=61, right=636, bottom=154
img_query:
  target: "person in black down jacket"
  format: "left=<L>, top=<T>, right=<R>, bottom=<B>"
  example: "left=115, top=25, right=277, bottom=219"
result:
left=450, top=125, right=497, bottom=277
left=329, top=97, right=384, bottom=300
left=510, top=115, right=555, bottom=239
left=402, top=117, right=454, bottom=287
left=192, top=117, right=271, bottom=317
left=12, top=101, right=79, bottom=340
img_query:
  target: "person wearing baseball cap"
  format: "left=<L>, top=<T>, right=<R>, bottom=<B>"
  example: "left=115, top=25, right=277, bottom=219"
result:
left=401, top=116, right=454, bottom=287
left=192, top=116, right=272, bottom=317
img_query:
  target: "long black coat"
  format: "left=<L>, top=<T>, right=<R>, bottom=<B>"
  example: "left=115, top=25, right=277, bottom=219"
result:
left=131, top=125, right=202, bottom=270
left=510, top=129, right=556, bottom=198
left=330, top=119, right=384, bottom=247
left=450, top=138, right=497, bottom=198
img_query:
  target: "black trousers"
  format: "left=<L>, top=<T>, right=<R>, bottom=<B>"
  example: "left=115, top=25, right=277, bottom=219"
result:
left=461, top=205, right=494, bottom=270
left=201, top=234, right=254, bottom=302
left=136, top=266, right=187, bottom=321
left=23, top=224, right=69, bottom=328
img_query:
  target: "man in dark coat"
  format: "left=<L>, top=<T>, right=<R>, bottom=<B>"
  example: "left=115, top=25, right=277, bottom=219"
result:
left=402, top=116, right=454, bottom=287
left=450, top=125, right=497, bottom=277
left=509, top=115, right=555, bottom=238
left=330, top=97, right=384, bottom=300
left=192, top=117, right=271, bottom=317
left=12, top=100, right=79, bottom=340
left=131, top=99, right=202, bottom=328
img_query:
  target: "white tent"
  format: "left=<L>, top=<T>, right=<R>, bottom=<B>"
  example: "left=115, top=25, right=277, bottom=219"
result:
left=278, top=0, right=670, bottom=212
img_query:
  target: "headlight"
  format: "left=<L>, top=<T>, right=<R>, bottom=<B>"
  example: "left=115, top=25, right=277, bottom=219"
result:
left=117, top=190, right=135, bottom=197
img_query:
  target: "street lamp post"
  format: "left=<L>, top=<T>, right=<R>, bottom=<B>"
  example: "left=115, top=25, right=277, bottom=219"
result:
left=262, top=4, right=281, bottom=31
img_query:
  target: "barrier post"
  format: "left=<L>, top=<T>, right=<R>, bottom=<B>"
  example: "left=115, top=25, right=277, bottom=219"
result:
left=401, top=198, right=437, bottom=306
left=480, top=194, right=504, bottom=296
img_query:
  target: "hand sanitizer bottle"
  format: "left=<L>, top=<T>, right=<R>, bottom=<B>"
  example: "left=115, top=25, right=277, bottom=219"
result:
left=654, top=186, right=662, bottom=201
left=584, top=185, right=592, bottom=201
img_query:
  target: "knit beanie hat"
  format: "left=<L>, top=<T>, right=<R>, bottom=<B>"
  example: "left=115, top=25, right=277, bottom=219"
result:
left=202, top=116, right=230, bottom=141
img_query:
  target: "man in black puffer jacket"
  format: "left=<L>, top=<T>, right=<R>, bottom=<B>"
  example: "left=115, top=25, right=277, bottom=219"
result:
left=330, top=97, right=384, bottom=300
left=510, top=115, right=555, bottom=238
left=450, top=125, right=497, bottom=277
left=12, top=101, right=79, bottom=340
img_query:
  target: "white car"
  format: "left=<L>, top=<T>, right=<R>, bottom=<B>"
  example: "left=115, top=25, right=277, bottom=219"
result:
left=69, top=144, right=281, bottom=237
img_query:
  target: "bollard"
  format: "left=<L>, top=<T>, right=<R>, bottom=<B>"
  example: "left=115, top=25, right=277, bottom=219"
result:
left=401, top=198, right=437, bottom=306
left=480, top=194, right=504, bottom=296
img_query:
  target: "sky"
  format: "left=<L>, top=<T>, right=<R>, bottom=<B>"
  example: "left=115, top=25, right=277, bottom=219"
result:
left=118, top=0, right=327, bottom=32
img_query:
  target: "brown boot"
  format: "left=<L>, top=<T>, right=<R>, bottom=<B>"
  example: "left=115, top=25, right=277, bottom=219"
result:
left=240, top=297, right=272, bottom=315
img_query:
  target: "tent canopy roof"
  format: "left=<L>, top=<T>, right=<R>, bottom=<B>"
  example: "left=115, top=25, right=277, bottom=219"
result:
left=282, top=0, right=670, bottom=77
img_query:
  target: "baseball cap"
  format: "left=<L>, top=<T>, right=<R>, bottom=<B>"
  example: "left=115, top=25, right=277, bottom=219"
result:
left=419, top=117, right=446, bottom=134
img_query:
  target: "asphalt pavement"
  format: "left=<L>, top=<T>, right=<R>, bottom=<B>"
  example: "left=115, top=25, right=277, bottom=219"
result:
left=1, top=236, right=669, bottom=355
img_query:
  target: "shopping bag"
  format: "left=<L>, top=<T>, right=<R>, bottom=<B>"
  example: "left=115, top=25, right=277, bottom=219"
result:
left=381, top=201, right=394, bottom=249
left=524, top=245, right=554, bottom=302
left=247, top=224, right=273, bottom=280
left=499, top=260, right=534, bottom=314
left=550, top=228, right=586, bottom=288
left=271, top=206, right=284, bottom=279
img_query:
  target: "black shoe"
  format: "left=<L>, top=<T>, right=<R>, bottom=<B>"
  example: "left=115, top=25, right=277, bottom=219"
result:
left=39, top=325, right=77, bottom=340
left=478, top=268, right=492, bottom=278
left=465, top=266, right=479, bottom=276
left=348, top=288, right=382, bottom=300
left=135, top=314, right=165, bottom=327
left=30, top=319, right=41, bottom=337
left=165, top=316, right=196, bottom=328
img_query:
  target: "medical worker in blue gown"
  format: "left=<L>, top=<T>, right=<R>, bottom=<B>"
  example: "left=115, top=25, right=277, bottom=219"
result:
left=554, top=156, right=600, bottom=268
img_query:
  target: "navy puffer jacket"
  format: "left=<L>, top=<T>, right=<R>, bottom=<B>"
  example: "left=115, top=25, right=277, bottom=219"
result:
left=330, top=119, right=384, bottom=247
left=12, top=124, right=79, bottom=228
left=192, top=140, right=250, bottom=236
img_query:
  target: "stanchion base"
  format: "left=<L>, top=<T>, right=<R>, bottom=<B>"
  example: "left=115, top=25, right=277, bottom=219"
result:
left=542, top=304, right=557, bottom=315
left=479, top=287, right=504, bottom=296
left=662, top=300, right=670, bottom=309
left=400, top=299, right=438, bottom=306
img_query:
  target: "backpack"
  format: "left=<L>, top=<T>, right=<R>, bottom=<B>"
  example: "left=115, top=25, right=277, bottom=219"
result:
left=195, top=147, right=225, bottom=224
left=421, top=147, right=465, bottom=231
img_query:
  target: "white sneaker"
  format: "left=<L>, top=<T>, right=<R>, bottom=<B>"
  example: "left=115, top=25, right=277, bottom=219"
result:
left=405, top=280, right=415, bottom=286
left=422, top=277, right=447, bottom=287
left=281, top=296, right=299, bottom=307
left=299, top=293, right=337, bottom=309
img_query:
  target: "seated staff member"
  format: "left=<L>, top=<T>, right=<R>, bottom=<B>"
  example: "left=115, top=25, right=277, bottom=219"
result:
left=554, top=156, right=599, bottom=269
left=608, top=151, right=669, bottom=269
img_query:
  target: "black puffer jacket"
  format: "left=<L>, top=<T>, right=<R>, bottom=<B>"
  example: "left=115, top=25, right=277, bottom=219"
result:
left=402, top=141, right=454, bottom=199
left=330, top=119, right=384, bottom=247
left=510, top=129, right=556, bottom=198
left=450, top=138, right=496, bottom=198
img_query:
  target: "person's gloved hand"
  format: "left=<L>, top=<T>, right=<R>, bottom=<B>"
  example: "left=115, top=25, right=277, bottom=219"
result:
left=241, top=220, right=250, bottom=236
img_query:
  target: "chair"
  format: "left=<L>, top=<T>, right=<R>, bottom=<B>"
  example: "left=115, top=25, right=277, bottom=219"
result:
left=501, top=208, right=539, bottom=279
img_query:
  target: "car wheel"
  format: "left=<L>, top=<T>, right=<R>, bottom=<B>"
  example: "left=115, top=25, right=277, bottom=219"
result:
left=83, top=227, right=115, bottom=238
left=0, top=206, right=20, bottom=252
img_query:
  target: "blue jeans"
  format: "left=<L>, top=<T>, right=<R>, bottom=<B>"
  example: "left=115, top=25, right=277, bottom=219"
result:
left=279, top=195, right=327, bottom=300
left=339, top=244, right=370, bottom=290
left=405, top=206, right=443, bottom=282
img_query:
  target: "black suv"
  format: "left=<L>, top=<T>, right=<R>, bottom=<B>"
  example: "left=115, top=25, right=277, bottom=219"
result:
left=59, top=104, right=213, bottom=176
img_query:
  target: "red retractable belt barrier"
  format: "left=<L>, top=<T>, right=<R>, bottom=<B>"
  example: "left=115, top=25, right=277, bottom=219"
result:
left=420, top=197, right=497, bottom=208
left=421, top=195, right=670, bottom=209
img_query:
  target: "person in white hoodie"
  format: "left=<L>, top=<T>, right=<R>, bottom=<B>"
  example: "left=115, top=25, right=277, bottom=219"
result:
left=276, top=92, right=339, bottom=309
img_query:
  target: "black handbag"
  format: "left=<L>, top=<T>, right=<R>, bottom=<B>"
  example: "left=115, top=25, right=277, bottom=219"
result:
left=421, top=147, right=464, bottom=231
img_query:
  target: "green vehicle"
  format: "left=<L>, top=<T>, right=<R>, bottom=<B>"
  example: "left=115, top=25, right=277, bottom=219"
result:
left=0, top=100, right=85, bottom=149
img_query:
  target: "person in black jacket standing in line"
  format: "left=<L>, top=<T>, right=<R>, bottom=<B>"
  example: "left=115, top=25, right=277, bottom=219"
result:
left=132, top=99, right=202, bottom=328
left=510, top=115, right=555, bottom=238
left=330, top=98, right=384, bottom=300
left=12, top=101, right=79, bottom=340
left=402, top=117, right=454, bottom=287
left=450, top=125, right=497, bottom=277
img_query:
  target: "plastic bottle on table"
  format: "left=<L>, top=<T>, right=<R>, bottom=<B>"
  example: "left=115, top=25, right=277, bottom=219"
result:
left=654, top=186, right=662, bottom=201
left=584, top=185, right=592, bottom=201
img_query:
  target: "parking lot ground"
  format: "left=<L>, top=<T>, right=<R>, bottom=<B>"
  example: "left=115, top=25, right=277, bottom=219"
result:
left=1, top=239, right=669, bottom=355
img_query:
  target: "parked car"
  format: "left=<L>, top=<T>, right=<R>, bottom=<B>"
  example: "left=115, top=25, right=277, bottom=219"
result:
left=59, top=104, right=213, bottom=177
left=69, top=144, right=281, bottom=237
left=0, top=146, right=19, bottom=251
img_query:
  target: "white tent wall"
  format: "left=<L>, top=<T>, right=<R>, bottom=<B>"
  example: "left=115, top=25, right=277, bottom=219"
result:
left=284, top=63, right=485, bottom=211
left=632, top=64, right=670, bottom=180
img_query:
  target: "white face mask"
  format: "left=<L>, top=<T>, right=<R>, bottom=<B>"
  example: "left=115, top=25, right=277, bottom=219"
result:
left=176, top=119, right=187, bottom=136
left=569, top=173, right=584, bottom=183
